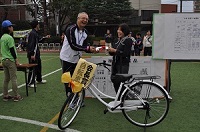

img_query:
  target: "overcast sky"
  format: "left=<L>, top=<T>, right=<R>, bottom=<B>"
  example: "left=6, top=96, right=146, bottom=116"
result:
left=161, top=0, right=193, bottom=12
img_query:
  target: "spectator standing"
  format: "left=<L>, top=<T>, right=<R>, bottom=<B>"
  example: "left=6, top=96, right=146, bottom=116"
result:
left=104, top=29, right=113, bottom=54
left=60, top=12, right=97, bottom=96
left=0, top=20, right=23, bottom=102
left=134, top=32, right=143, bottom=56
left=128, top=32, right=136, bottom=56
left=107, top=23, right=133, bottom=95
left=143, top=30, right=152, bottom=56
left=26, top=20, right=50, bottom=88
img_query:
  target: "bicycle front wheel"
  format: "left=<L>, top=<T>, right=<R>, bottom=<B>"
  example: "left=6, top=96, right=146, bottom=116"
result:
left=122, top=81, right=169, bottom=127
left=58, top=89, right=85, bottom=130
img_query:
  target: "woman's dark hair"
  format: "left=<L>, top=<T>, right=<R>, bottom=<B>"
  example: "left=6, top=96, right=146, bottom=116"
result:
left=2, top=26, right=10, bottom=34
left=119, top=23, right=130, bottom=36
left=147, top=30, right=151, bottom=33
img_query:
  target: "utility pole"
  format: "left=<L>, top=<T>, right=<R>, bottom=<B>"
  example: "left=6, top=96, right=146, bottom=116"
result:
left=180, top=0, right=183, bottom=12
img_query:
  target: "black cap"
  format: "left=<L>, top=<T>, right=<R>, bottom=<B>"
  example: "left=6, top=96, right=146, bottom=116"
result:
left=30, top=20, right=39, bottom=28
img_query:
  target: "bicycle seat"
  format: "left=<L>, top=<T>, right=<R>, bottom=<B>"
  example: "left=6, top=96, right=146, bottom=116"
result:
left=115, top=74, right=132, bottom=82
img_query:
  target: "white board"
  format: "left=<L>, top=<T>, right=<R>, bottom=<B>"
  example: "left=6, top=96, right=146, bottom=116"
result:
left=153, top=13, right=200, bottom=60
left=152, top=14, right=165, bottom=59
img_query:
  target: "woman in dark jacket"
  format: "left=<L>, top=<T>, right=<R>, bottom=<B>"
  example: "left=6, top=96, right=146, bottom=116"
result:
left=108, top=23, right=133, bottom=94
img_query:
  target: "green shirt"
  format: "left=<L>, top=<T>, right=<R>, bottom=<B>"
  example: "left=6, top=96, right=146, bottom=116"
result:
left=0, top=34, right=17, bottom=62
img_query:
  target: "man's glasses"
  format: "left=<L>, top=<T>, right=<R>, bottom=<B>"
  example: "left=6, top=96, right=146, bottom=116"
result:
left=78, top=17, right=89, bottom=21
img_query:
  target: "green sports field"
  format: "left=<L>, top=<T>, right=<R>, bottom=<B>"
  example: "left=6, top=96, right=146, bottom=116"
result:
left=0, top=52, right=200, bottom=132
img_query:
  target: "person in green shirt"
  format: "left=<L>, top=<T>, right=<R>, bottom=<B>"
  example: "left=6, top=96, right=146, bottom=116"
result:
left=0, top=20, right=23, bottom=102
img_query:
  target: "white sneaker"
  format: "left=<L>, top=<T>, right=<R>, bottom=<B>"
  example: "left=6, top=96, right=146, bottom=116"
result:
left=36, top=80, right=47, bottom=84
left=28, top=84, right=37, bottom=88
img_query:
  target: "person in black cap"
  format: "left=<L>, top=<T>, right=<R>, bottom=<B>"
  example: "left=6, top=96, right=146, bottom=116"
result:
left=1, top=20, right=23, bottom=102
left=27, top=20, right=50, bottom=88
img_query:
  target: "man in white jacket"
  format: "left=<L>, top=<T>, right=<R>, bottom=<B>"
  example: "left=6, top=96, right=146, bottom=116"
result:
left=60, top=12, right=97, bottom=96
left=143, top=30, right=152, bottom=56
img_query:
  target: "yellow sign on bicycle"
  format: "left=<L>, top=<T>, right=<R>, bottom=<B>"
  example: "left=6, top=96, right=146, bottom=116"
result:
left=61, top=58, right=97, bottom=93
left=72, top=58, right=97, bottom=85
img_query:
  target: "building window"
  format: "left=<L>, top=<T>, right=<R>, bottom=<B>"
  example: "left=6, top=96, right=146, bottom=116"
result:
left=141, top=10, right=159, bottom=21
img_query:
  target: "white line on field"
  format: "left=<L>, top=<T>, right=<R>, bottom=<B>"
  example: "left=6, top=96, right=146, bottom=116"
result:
left=0, top=68, right=62, bottom=97
left=0, top=115, right=80, bottom=132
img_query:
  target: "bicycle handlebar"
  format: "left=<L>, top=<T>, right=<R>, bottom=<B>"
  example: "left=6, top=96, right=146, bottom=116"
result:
left=96, top=60, right=112, bottom=67
left=96, top=60, right=111, bottom=72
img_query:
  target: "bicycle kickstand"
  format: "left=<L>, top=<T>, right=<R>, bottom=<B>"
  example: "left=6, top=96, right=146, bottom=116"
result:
left=104, top=108, right=108, bottom=114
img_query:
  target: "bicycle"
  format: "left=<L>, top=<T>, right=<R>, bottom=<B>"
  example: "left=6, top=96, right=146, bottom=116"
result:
left=58, top=60, right=170, bottom=130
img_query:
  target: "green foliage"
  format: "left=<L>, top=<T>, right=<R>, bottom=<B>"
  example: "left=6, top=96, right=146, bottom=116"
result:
left=80, top=0, right=134, bottom=24
left=48, top=0, right=134, bottom=33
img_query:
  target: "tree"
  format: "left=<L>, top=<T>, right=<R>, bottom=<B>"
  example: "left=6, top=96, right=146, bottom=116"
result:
left=80, top=0, right=134, bottom=24
left=48, top=0, right=82, bottom=33
left=47, top=0, right=134, bottom=35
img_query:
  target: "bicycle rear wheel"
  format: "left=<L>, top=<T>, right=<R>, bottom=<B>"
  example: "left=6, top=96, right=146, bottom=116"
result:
left=58, top=89, right=85, bottom=130
left=122, top=81, right=169, bottom=127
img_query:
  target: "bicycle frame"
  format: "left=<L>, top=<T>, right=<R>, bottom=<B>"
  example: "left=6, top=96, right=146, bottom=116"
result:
left=86, top=80, right=145, bottom=113
left=86, top=75, right=170, bottom=113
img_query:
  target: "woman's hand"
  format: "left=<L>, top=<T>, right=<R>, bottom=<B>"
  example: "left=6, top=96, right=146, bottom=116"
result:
left=107, top=47, right=116, bottom=53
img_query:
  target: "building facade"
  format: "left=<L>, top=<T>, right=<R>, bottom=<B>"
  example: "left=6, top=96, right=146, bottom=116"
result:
left=0, top=0, right=26, bottom=21
left=0, top=0, right=42, bottom=22
left=129, top=0, right=161, bottom=32
left=194, top=1, right=200, bottom=12
left=130, top=0, right=161, bottom=21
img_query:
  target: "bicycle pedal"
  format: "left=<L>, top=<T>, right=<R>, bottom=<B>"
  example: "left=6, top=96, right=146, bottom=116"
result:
left=104, top=109, right=108, bottom=114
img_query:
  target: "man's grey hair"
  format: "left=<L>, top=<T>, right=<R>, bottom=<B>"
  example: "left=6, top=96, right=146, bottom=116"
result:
left=77, top=12, right=88, bottom=18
